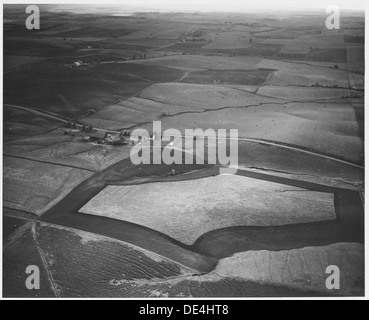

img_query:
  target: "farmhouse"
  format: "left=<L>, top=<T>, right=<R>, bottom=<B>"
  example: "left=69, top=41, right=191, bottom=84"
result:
left=73, top=60, right=83, bottom=67
left=64, top=128, right=81, bottom=136
left=87, top=131, right=107, bottom=144
left=105, top=132, right=129, bottom=145
left=84, top=131, right=130, bottom=145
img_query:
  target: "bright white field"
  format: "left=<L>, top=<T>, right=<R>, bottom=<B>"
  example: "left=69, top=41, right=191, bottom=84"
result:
left=79, top=175, right=336, bottom=245
left=212, top=243, right=363, bottom=296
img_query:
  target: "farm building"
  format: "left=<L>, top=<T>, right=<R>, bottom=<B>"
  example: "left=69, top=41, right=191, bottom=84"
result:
left=87, top=131, right=107, bottom=144
left=85, top=131, right=129, bottom=145
left=64, top=129, right=81, bottom=136
left=105, top=132, right=129, bottom=145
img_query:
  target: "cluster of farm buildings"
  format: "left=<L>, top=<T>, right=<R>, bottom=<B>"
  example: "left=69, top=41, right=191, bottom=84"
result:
left=64, top=122, right=163, bottom=146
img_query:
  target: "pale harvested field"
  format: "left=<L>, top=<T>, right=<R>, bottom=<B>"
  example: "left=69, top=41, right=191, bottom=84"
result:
left=123, top=55, right=263, bottom=70
left=266, top=70, right=349, bottom=88
left=79, top=175, right=336, bottom=245
left=212, top=243, right=364, bottom=296
left=4, top=133, right=71, bottom=155
left=257, top=85, right=361, bottom=100
left=256, top=59, right=347, bottom=74
left=139, top=83, right=285, bottom=110
left=85, top=97, right=198, bottom=128
left=139, top=102, right=363, bottom=163
left=7, top=140, right=98, bottom=171
left=3, top=156, right=93, bottom=215
left=3, top=130, right=122, bottom=172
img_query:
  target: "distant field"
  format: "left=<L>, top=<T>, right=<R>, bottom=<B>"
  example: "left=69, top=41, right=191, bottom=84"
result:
left=254, top=27, right=321, bottom=40
left=124, top=55, right=263, bottom=70
left=202, top=31, right=252, bottom=50
left=346, top=45, right=365, bottom=71
left=3, top=107, right=61, bottom=141
left=348, top=73, right=365, bottom=91
left=265, top=69, right=349, bottom=88
left=3, top=55, right=46, bottom=72
left=163, top=41, right=208, bottom=53
left=257, top=85, right=362, bottom=100
left=4, top=38, right=74, bottom=56
left=304, top=48, right=347, bottom=63
left=79, top=175, right=336, bottom=245
left=4, top=62, right=183, bottom=118
left=35, top=26, right=83, bottom=35
left=203, top=43, right=284, bottom=57
left=139, top=83, right=284, bottom=110
left=84, top=97, right=197, bottom=128
left=109, top=38, right=176, bottom=48
left=94, top=62, right=185, bottom=82
left=344, top=36, right=365, bottom=44
left=181, top=69, right=273, bottom=85
left=52, top=27, right=137, bottom=38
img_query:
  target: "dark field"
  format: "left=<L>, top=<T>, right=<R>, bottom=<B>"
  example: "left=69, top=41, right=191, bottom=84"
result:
left=4, top=62, right=184, bottom=118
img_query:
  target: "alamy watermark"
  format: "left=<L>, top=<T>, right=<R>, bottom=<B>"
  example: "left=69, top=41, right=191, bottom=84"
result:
left=326, top=5, right=340, bottom=30
left=25, top=5, right=40, bottom=30
left=129, top=121, right=239, bottom=175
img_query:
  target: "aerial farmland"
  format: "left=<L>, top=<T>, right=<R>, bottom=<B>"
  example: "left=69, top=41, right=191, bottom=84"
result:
left=2, top=4, right=365, bottom=298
